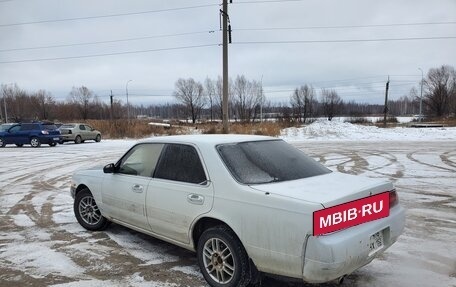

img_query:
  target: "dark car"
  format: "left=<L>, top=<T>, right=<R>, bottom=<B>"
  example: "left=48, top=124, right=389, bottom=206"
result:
left=0, top=122, right=61, bottom=148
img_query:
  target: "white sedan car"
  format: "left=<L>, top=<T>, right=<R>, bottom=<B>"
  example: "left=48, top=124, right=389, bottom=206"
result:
left=71, top=135, right=405, bottom=286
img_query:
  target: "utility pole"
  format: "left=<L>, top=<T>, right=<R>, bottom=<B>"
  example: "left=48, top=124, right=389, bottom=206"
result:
left=260, top=74, right=264, bottom=123
left=110, top=90, right=114, bottom=121
left=126, top=80, right=132, bottom=121
left=221, top=0, right=232, bottom=133
left=3, top=94, right=8, bottom=123
left=418, top=68, right=424, bottom=122
left=383, top=76, right=390, bottom=127
left=2, top=85, right=8, bottom=123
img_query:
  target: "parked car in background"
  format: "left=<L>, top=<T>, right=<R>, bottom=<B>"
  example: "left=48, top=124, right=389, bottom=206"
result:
left=71, top=135, right=405, bottom=286
left=0, top=122, right=61, bottom=147
left=59, top=123, right=101, bottom=144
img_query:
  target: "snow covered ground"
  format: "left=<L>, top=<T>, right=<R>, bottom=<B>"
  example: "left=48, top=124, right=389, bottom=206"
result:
left=281, top=119, right=456, bottom=142
left=0, top=121, right=455, bottom=286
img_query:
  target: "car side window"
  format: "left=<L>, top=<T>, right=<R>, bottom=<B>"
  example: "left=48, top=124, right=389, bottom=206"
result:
left=154, top=144, right=207, bottom=184
left=85, top=125, right=92, bottom=131
left=20, top=124, right=38, bottom=131
left=9, top=125, right=21, bottom=133
left=79, top=125, right=85, bottom=130
left=118, top=143, right=164, bottom=177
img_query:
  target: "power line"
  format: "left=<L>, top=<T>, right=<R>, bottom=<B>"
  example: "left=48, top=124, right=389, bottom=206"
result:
left=234, top=0, right=305, bottom=3
left=0, top=3, right=220, bottom=27
left=235, top=21, right=456, bottom=31
left=0, top=43, right=219, bottom=64
left=233, top=36, right=456, bottom=44
left=0, top=30, right=218, bottom=53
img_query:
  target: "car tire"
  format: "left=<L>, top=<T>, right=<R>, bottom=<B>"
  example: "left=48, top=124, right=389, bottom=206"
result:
left=30, top=137, right=41, bottom=148
left=95, top=134, right=101, bottom=142
left=0, top=138, right=5, bottom=147
left=197, top=225, right=251, bottom=287
left=15, top=144, right=23, bottom=147
left=75, top=135, right=82, bottom=144
left=49, top=142, right=57, bottom=147
left=74, top=188, right=110, bottom=231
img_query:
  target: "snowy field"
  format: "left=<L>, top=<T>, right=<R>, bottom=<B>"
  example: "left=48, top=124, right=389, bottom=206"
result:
left=0, top=121, right=455, bottom=287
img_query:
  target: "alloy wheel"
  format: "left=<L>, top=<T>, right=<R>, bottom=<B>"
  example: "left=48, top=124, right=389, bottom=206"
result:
left=202, top=237, right=236, bottom=284
left=78, top=195, right=102, bottom=226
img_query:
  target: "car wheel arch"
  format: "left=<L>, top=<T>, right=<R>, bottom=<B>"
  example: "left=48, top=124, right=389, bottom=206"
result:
left=74, top=184, right=89, bottom=197
left=191, top=217, right=242, bottom=250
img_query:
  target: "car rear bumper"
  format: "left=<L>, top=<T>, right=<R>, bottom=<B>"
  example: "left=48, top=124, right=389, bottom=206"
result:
left=302, top=205, right=405, bottom=283
left=60, top=134, right=75, bottom=141
left=39, top=135, right=62, bottom=143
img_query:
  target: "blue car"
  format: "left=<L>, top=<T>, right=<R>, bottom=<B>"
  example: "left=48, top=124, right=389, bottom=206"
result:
left=0, top=122, right=62, bottom=147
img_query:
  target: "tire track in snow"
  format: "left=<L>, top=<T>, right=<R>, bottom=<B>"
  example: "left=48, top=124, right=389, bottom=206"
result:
left=407, top=151, right=456, bottom=172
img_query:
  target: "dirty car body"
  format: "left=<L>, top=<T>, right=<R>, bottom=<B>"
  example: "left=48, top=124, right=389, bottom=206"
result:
left=71, top=135, right=405, bottom=286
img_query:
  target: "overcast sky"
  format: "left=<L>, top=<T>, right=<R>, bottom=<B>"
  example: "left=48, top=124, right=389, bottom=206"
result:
left=0, top=0, right=455, bottom=106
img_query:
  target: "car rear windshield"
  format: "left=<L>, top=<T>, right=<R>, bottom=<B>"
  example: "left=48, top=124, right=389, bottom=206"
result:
left=43, top=124, right=58, bottom=130
left=217, top=140, right=331, bottom=184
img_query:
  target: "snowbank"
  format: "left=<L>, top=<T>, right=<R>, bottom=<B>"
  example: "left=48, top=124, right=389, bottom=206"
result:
left=281, top=119, right=456, bottom=141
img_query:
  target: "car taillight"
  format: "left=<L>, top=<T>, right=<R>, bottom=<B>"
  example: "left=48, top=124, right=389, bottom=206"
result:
left=389, top=189, right=398, bottom=208
left=41, top=130, right=49, bottom=135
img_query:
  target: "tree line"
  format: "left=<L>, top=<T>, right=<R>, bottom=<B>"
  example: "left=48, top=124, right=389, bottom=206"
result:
left=1, top=65, right=455, bottom=123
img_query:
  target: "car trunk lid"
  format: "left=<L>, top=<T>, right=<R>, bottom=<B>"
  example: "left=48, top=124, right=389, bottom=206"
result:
left=249, top=172, right=393, bottom=208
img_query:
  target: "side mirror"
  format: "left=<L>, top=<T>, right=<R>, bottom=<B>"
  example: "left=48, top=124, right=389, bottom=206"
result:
left=103, top=163, right=116, bottom=173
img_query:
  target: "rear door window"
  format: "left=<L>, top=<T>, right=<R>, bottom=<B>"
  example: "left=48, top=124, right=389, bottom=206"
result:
left=20, top=124, right=39, bottom=131
left=154, top=144, right=207, bottom=184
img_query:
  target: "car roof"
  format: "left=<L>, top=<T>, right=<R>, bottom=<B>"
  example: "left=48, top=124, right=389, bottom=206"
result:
left=138, top=134, right=279, bottom=147
left=21, top=122, right=55, bottom=125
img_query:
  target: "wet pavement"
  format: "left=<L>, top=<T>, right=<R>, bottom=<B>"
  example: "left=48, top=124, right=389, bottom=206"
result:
left=0, top=140, right=455, bottom=287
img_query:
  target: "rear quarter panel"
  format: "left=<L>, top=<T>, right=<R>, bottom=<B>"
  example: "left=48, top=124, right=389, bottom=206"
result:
left=198, top=144, right=322, bottom=279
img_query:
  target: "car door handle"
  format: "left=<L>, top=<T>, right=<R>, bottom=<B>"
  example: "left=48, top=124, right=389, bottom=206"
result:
left=132, top=184, right=144, bottom=193
left=187, top=194, right=204, bottom=205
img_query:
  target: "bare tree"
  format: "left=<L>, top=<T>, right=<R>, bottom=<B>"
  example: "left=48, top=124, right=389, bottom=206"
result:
left=204, top=77, right=216, bottom=121
left=69, top=86, right=93, bottom=120
left=423, top=65, right=456, bottom=117
left=1, top=83, right=32, bottom=122
left=34, top=90, right=55, bottom=120
left=290, top=85, right=315, bottom=123
left=173, top=78, right=205, bottom=124
left=321, top=89, right=342, bottom=121
left=232, top=75, right=263, bottom=122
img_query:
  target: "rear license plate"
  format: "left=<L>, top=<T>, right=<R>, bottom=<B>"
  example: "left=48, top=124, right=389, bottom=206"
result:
left=53, top=137, right=60, bottom=141
left=369, top=231, right=384, bottom=256
left=313, top=192, right=390, bottom=236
